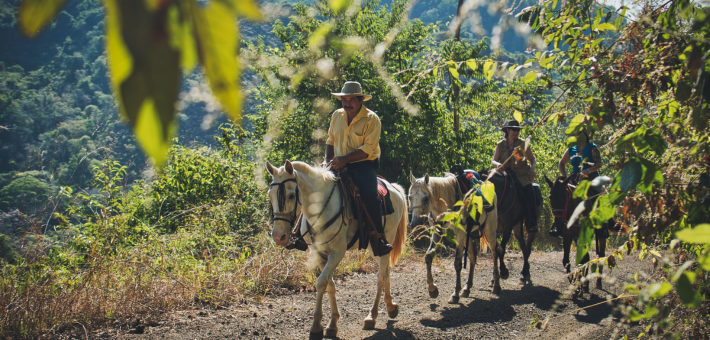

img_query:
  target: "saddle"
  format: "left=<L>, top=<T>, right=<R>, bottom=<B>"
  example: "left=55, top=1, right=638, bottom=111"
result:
left=340, top=171, right=395, bottom=252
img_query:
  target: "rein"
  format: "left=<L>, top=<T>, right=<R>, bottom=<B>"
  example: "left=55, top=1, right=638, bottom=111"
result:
left=270, top=175, right=346, bottom=247
left=550, top=184, right=572, bottom=222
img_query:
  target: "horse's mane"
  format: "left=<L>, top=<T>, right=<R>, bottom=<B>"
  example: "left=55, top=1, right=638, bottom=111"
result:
left=412, top=174, right=459, bottom=212
left=290, top=161, right=337, bottom=183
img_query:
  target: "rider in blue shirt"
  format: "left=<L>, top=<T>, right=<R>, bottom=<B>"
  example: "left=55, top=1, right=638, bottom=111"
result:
left=551, top=130, right=603, bottom=237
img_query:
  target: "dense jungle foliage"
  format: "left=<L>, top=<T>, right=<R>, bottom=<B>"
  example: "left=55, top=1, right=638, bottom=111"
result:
left=1, top=0, right=709, bottom=338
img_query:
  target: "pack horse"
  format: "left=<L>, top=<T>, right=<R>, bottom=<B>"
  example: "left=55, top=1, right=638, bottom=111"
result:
left=266, top=161, right=408, bottom=340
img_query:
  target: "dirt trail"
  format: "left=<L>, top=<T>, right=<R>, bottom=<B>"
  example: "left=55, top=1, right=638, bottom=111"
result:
left=68, top=250, right=652, bottom=339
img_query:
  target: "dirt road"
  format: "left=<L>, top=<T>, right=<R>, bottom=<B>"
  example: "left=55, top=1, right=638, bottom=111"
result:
left=78, top=250, right=652, bottom=340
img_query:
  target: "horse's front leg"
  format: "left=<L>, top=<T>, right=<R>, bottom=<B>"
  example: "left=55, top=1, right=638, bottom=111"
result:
left=364, top=253, right=395, bottom=330
left=514, top=226, right=535, bottom=284
left=497, top=221, right=515, bottom=281
left=425, top=230, right=441, bottom=298
left=562, top=229, right=573, bottom=273
left=324, top=277, right=340, bottom=338
left=595, top=238, right=606, bottom=290
left=310, top=250, right=345, bottom=340
left=461, top=238, right=478, bottom=298
left=449, top=245, right=464, bottom=304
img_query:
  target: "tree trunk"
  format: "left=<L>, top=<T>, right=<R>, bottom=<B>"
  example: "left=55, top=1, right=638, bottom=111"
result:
left=453, top=0, right=464, bottom=134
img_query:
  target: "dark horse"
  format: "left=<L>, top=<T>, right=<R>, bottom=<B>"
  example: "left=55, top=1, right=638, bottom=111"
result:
left=545, top=175, right=609, bottom=291
left=480, top=171, right=540, bottom=284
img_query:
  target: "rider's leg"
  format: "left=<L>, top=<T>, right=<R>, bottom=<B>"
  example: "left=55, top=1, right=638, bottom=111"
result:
left=523, top=184, right=538, bottom=233
left=350, top=160, right=392, bottom=255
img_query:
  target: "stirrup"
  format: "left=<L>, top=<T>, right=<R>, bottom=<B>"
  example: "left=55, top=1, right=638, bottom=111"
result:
left=371, top=233, right=392, bottom=256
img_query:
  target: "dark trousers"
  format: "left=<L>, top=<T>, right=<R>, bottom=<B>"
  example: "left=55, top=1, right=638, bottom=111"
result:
left=347, top=160, right=384, bottom=234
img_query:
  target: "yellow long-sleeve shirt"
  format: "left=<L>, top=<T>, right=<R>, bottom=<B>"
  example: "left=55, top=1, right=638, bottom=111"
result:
left=326, top=105, right=381, bottom=162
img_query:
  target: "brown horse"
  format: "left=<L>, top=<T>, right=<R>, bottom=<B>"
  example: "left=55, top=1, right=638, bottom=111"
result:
left=545, top=176, right=610, bottom=291
left=479, top=171, right=539, bottom=284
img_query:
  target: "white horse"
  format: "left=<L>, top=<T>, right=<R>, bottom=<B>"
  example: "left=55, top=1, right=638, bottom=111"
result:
left=409, top=173, right=501, bottom=303
left=266, top=160, right=408, bottom=340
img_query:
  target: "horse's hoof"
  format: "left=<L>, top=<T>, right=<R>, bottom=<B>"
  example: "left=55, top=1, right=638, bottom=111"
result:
left=492, top=285, right=501, bottom=295
left=363, top=319, right=376, bottom=330
left=582, top=283, right=590, bottom=294
left=596, top=278, right=603, bottom=290
left=324, top=328, right=338, bottom=338
left=489, top=279, right=494, bottom=287
left=309, top=331, right=324, bottom=340
left=428, top=286, right=439, bottom=298
left=387, top=304, right=399, bottom=319
left=461, top=289, right=470, bottom=298
left=500, top=268, right=510, bottom=280
left=565, top=264, right=571, bottom=274
left=448, top=295, right=459, bottom=304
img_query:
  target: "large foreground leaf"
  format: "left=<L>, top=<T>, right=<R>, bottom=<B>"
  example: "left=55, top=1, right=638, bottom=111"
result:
left=194, top=1, right=243, bottom=122
left=18, top=0, right=69, bottom=37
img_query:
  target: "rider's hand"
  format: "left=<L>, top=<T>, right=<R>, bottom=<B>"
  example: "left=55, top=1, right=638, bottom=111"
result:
left=330, top=157, right=347, bottom=170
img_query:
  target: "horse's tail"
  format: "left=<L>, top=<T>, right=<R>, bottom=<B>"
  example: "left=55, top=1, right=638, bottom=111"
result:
left=390, top=183, right=408, bottom=267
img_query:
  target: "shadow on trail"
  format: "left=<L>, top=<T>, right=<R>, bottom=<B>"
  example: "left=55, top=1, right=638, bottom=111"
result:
left=420, top=284, right=558, bottom=330
left=361, top=320, right=416, bottom=339
left=568, top=291, right=619, bottom=324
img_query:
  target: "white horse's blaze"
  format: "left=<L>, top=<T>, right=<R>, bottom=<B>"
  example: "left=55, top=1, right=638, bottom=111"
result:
left=266, top=161, right=408, bottom=337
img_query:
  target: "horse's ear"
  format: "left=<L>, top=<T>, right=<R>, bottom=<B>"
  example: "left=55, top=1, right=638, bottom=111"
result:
left=562, top=175, right=571, bottom=186
left=409, top=171, right=416, bottom=183
left=285, top=160, right=294, bottom=175
left=424, top=173, right=430, bottom=184
left=544, top=175, right=553, bottom=188
left=266, top=161, right=276, bottom=176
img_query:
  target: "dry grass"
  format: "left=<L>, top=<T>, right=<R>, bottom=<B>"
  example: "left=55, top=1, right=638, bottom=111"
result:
left=0, top=230, right=404, bottom=339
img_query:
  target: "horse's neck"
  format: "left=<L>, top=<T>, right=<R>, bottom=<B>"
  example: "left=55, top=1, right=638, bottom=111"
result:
left=429, top=177, right=458, bottom=214
left=297, top=172, right=341, bottom=226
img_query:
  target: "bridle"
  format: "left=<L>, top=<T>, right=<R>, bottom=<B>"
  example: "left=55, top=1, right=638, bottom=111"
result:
left=269, top=178, right=300, bottom=230
left=550, top=183, right=572, bottom=222
left=269, top=175, right=346, bottom=246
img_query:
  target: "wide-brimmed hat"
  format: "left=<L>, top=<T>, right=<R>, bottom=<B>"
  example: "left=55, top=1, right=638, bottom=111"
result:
left=331, top=81, right=372, bottom=101
left=501, top=120, right=524, bottom=133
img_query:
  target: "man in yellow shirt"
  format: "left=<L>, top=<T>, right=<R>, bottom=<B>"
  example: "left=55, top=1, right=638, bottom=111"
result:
left=325, top=81, right=392, bottom=255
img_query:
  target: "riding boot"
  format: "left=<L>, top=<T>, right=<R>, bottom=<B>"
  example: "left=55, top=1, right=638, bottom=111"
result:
left=523, top=184, right=538, bottom=233
left=363, top=197, right=392, bottom=256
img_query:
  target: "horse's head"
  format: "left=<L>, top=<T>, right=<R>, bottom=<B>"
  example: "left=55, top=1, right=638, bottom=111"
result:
left=408, top=172, right=432, bottom=228
left=266, top=160, right=300, bottom=247
left=545, top=175, right=573, bottom=232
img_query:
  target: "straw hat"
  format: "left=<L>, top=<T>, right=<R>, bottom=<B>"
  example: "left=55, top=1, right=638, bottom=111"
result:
left=501, top=120, right=524, bottom=133
left=331, top=81, right=372, bottom=101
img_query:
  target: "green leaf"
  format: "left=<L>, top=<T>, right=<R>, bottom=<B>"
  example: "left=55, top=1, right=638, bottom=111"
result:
left=440, top=212, right=456, bottom=222
left=481, top=181, right=495, bottom=206
left=167, top=4, right=197, bottom=71
left=134, top=99, right=171, bottom=167
left=444, top=228, right=458, bottom=246
left=648, top=282, right=673, bottom=299
left=644, top=128, right=667, bottom=155
left=466, top=59, right=478, bottom=71
left=106, top=0, right=181, bottom=167
left=676, top=224, right=710, bottom=243
left=513, top=110, right=523, bottom=123
left=17, top=0, right=69, bottom=37
left=523, top=71, right=538, bottom=84
left=328, top=0, right=351, bottom=13
left=596, top=22, right=617, bottom=31
left=483, top=60, right=495, bottom=81
left=576, top=219, right=594, bottom=265
left=677, top=272, right=703, bottom=307
left=573, top=180, right=591, bottom=200
left=619, top=159, right=642, bottom=192
left=448, top=61, right=459, bottom=80
left=225, top=0, right=263, bottom=20
left=194, top=1, right=243, bottom=122
left=309, top=22, right=334, bottom=51
left=565, top=114, right=585, bottom=135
